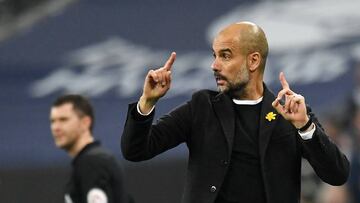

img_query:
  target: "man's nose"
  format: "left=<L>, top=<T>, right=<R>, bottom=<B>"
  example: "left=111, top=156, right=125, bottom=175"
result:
left=51, top=122, right=60, bottom=131
left=211, top=59, right=219, bottom=71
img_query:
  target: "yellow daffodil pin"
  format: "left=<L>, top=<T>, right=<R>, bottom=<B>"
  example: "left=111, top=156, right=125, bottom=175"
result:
left=265, top=112, right=277, bottom=121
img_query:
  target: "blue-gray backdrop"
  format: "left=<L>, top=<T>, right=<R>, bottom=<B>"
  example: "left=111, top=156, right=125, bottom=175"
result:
left=0, top=0, right=359, bottom=202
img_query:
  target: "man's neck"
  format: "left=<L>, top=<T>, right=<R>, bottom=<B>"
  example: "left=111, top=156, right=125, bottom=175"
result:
left=68, top=132, right=94, bottom=158
left=232, top=80, right=263, bottom=100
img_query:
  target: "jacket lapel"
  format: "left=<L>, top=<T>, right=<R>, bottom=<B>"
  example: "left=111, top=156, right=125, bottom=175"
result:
left=212, top=93, right=235, bottom=155
left=259, top=85, right=278, bottom=163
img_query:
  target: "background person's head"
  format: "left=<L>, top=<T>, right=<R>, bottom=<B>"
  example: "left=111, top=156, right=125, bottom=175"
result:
left=50, top=94, right=94, bottom=156
left=211, top=21, right=268, bottom=97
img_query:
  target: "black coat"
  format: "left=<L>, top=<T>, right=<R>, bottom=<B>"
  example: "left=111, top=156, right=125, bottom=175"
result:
left=121, top=85, right=349, bottom=203
left=68, top=142, right=129, bottom=203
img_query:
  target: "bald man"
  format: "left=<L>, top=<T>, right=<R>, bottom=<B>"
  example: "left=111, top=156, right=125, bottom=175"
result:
left=121, top=22, right=349, bottom=203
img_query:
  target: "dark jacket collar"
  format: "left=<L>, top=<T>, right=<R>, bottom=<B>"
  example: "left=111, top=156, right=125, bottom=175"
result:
left=72, top=140, right=100, bottom=165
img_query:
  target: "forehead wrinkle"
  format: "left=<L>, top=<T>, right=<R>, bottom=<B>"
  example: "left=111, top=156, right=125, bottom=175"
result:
left=213, top=36, right=240, bottom=54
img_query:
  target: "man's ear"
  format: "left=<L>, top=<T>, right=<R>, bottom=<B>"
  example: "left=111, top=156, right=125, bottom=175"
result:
left=81, top=116, right=92, bottom=131
left=247, top=52, right=261, bottom=72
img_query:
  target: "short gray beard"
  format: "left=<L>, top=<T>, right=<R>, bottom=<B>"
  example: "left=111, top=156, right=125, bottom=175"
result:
left=223, top=65, right=249, bottom=98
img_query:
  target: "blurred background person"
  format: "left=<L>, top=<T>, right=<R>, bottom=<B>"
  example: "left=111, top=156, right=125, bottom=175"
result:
left=50, top=94, right=132, bottom=203
left=301, top=112, right=353, bottom=203
left=347, top=106, right=360, bottom=203
left=316, top=184, right=350, bottom=203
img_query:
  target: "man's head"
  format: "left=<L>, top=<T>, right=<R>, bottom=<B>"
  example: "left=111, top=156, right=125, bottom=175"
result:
left=211, top=21, right=268, bottom=97
left=50, top=95, right=94, bottom=153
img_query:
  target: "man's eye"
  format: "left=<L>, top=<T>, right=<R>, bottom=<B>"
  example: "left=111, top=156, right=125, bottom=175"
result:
left=222, top=54, right=230, bottom=59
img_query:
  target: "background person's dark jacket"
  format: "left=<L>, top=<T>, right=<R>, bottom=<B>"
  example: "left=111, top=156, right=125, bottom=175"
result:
left=67, top=141, right=131, bottom=203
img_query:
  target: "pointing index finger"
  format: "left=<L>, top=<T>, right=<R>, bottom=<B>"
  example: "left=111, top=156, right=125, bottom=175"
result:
left=279, top=71, right=290, bottom=89
left=164, top=52, right=176, bottom=71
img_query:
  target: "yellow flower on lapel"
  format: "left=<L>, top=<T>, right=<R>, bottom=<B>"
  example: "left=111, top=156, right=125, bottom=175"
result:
left=265, top=112, right=277, bottom=121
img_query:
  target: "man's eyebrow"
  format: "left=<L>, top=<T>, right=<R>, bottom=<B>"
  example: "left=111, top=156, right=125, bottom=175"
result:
left=219, top=48, right=232, bottom=53
left=212, top=48, right=232, bottom=53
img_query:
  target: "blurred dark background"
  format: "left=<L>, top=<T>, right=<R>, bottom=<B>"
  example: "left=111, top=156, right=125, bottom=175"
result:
left=0, top=0, right=360, bottom=202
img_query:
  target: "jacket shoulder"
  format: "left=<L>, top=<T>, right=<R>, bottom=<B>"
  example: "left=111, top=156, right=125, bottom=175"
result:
left=191, top=89, right=219, bottom=101
left=76, top=146, right=118, bottom=169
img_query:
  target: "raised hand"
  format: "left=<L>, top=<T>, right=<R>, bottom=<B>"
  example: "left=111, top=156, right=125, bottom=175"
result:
left=272, top=72, right=310, bottom=129
left=139, top=52, right=176, bottom=114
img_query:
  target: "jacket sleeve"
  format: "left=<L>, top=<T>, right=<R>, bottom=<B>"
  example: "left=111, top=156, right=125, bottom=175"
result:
left=76, top=156, right=114, bottom=203
left=301, top=112, right=350, bottom=186
left=121, top=102, right=192, bottom=161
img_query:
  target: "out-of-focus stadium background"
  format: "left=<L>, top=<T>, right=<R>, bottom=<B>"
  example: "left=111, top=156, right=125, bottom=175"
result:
left=0, top=0, right=359, bottom=202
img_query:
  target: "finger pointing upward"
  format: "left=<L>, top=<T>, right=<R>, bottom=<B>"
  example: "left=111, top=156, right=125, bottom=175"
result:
left=276, top=71, right=294, bottom=100
left=164, top=52, right=176, bottom=71
left=279, top=71, right=290, bottom=89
